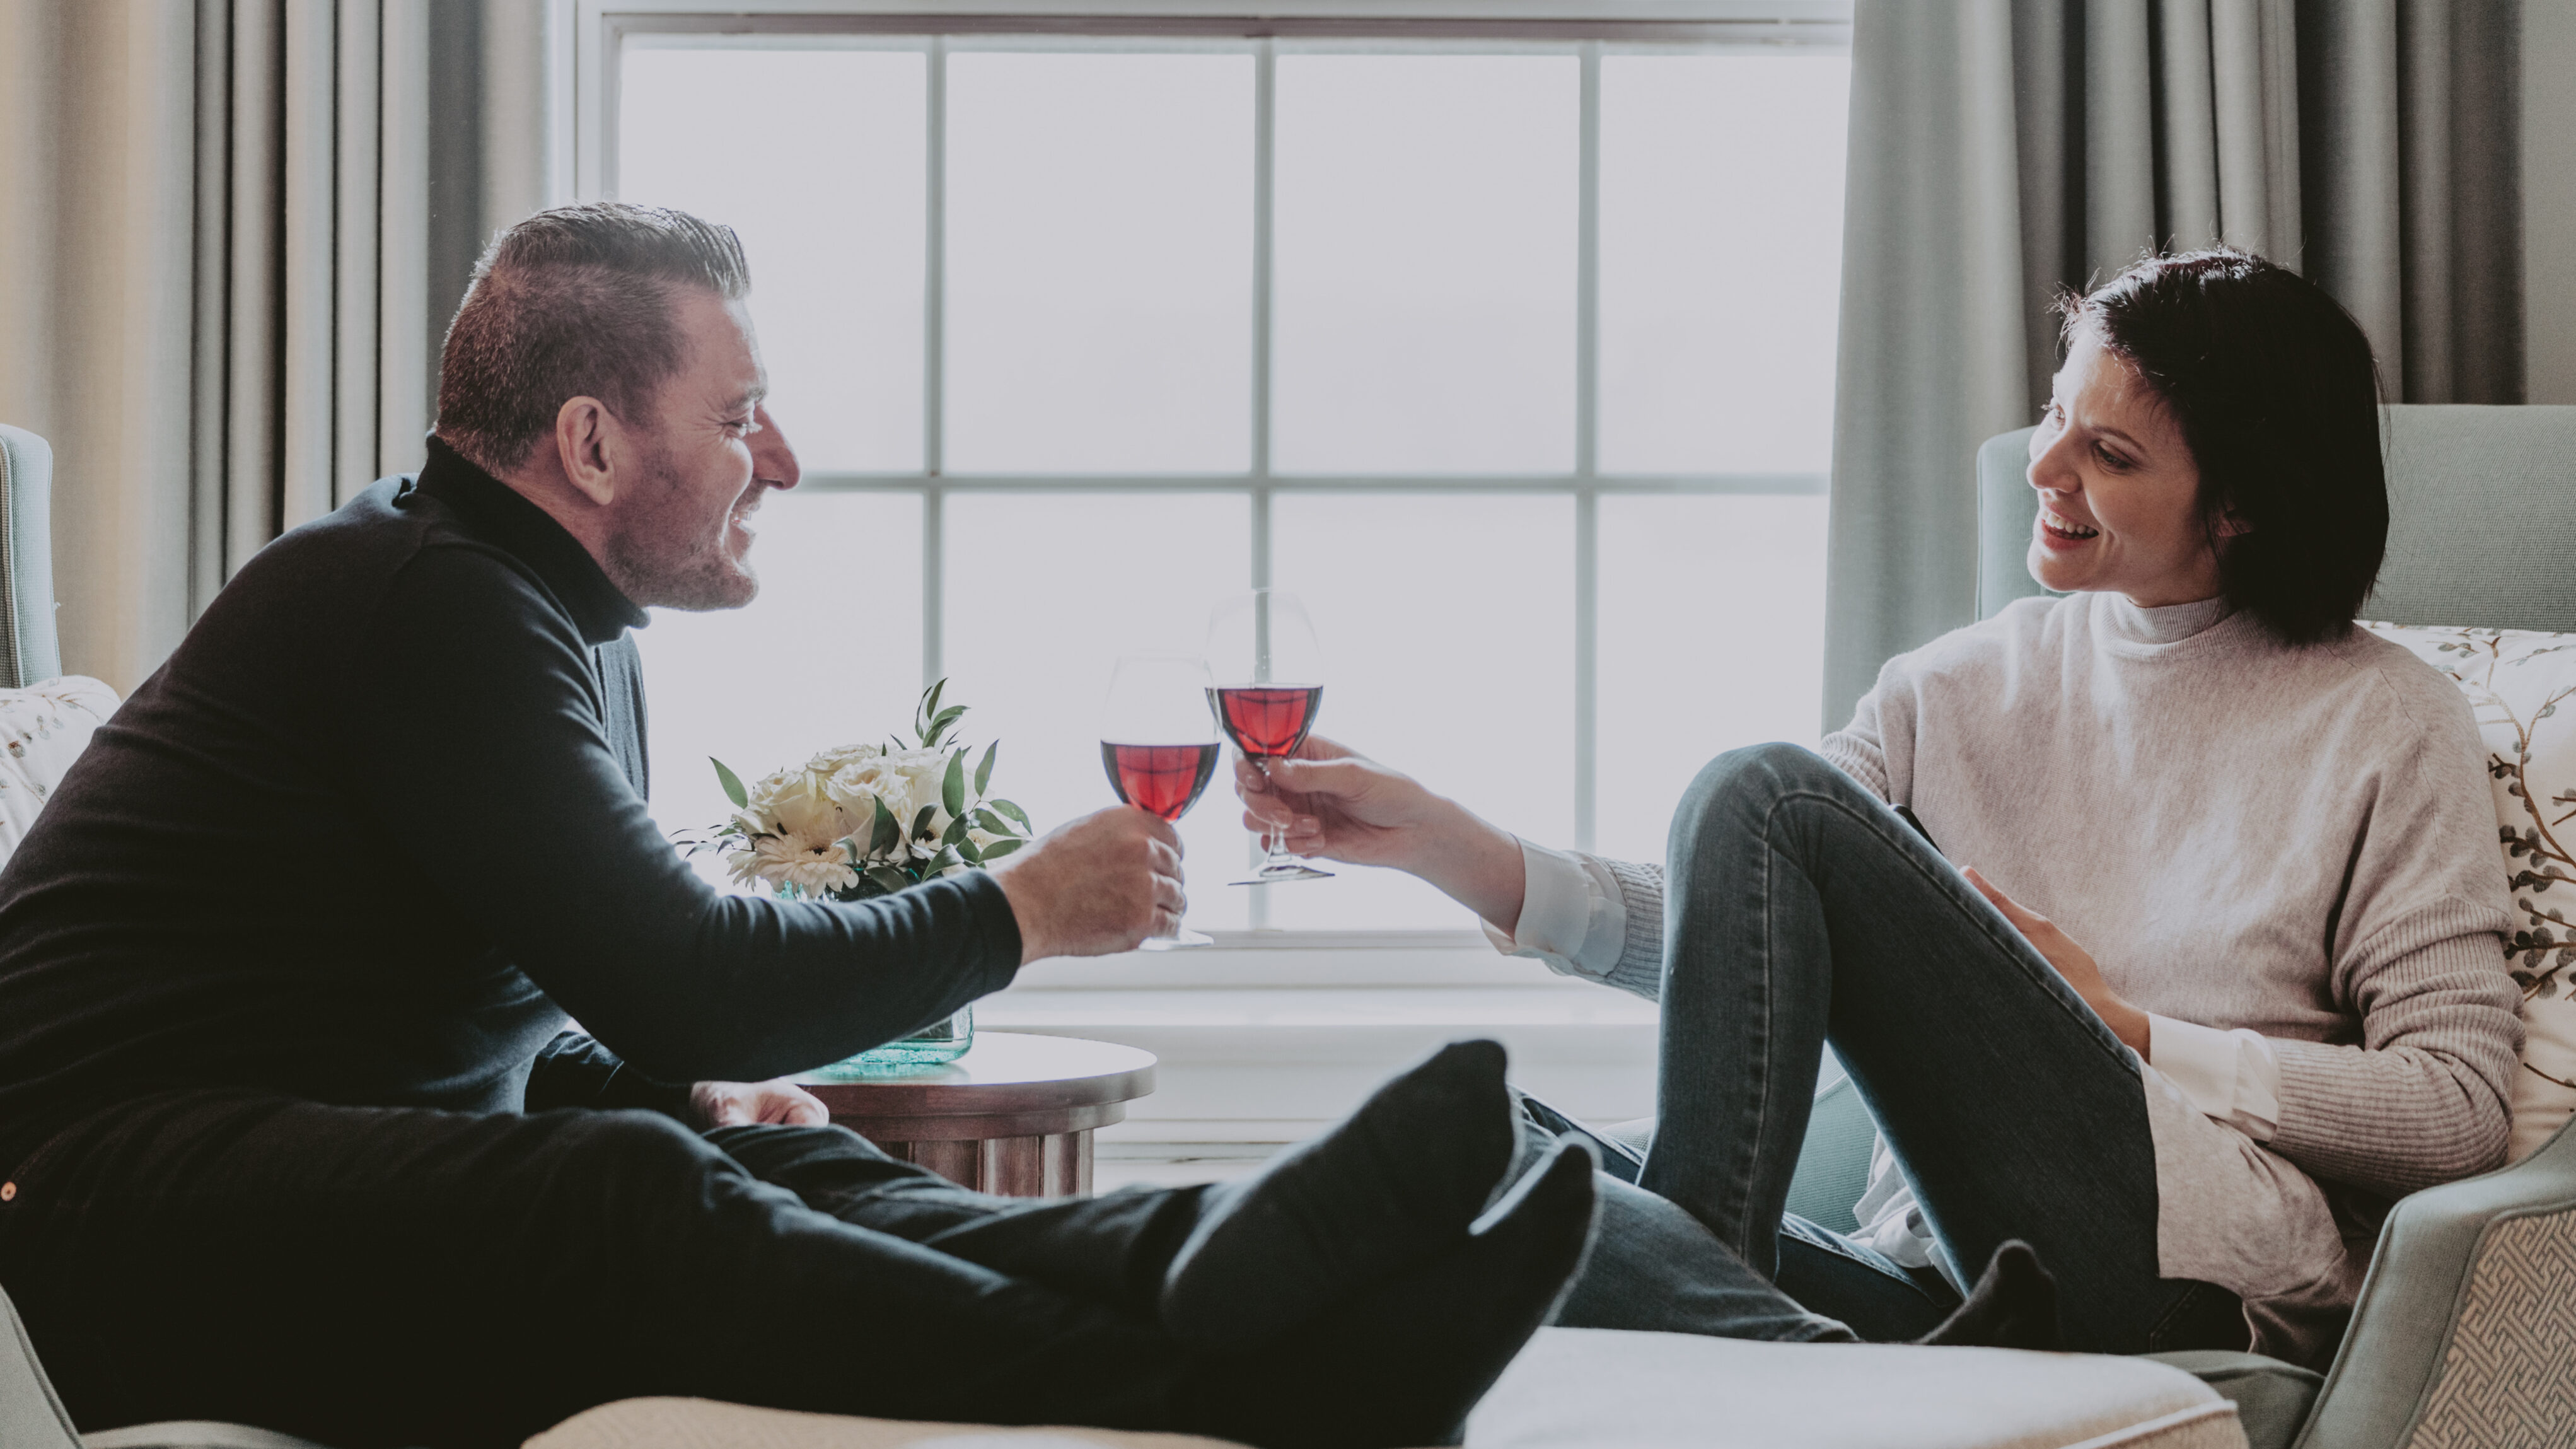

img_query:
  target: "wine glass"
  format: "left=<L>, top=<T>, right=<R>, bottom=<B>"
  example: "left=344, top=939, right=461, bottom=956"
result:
left=1205, top=589, right=1332, bottom=884
left=1100, top=653, right=1222, bottom=949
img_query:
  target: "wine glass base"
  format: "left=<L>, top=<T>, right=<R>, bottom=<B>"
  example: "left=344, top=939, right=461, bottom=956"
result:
left=1139, top=928, right=1215, bottom=950
left=1231, top=863, right=1335, bottom=885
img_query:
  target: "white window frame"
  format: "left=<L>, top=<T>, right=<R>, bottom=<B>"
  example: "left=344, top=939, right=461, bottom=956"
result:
left=559, top=0, right=1851, bottom=960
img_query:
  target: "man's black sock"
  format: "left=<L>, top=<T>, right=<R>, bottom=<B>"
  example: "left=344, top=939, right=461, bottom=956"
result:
left=1159, top=1038, right=1520, bottom=1351
left=1174, top=1139, right=1601, bottom=1449
left=1913, top=1240, right=2061, bottom=1350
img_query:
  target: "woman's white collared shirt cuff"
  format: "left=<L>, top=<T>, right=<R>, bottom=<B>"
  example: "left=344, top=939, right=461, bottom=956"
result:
left=1479, top=839, right=1630, bottom=981
left=2147, top=1013, right=2283, bottom=1141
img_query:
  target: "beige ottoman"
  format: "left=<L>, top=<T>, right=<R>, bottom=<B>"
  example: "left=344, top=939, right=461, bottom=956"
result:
left=523, top=1328, right=2244, bottom=1449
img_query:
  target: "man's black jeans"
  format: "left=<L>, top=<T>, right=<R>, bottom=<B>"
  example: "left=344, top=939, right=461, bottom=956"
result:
left=0, top=1088, right=1214, bottom=1447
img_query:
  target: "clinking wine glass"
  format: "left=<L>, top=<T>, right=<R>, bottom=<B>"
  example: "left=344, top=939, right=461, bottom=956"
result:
left=1101, top=653, right=1222, bottom=949
left=1205, top=589, right=1332, bottom=884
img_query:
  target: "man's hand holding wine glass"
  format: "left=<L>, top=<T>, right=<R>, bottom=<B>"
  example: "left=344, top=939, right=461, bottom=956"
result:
left=1233, top=737, right=1532, bottom=934
left=992, top=805, right=1187, bottom=962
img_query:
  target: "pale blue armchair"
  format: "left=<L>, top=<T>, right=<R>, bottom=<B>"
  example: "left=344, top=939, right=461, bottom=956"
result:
left=0, top=425, right=62, bottom=689
left=1951, top=404, right=2576, bottom=1449
left=1523, top=407, right=2576, bottom=1449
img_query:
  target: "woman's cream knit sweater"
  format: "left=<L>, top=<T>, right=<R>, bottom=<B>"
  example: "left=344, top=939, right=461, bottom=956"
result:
left=1553, top=592, right=2521, bottom=1362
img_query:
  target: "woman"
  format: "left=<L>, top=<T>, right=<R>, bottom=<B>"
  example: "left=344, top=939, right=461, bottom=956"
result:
left=1234, top=250, right=2521, bottom=1365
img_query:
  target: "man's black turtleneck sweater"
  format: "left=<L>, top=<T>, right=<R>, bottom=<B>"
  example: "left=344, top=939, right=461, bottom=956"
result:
left=0, top=440, right=1022, bottom=1172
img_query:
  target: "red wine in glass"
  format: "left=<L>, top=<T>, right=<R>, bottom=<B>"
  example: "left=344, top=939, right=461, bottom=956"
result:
left=1207, top=685, right=1324, bottom=761
left=1100, top=653, right=1221, bottom=948
left=1206, top=590, right=1332, bottom=884
left=1101, top=742, right=1222, bottom=822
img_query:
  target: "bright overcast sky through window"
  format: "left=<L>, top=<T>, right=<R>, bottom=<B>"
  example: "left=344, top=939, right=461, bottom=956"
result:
left=617, top=37, right=1848, bottom=933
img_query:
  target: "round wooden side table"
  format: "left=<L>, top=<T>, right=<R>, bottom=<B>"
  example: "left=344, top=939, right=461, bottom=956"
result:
left=796, top=1032, right=1156, bottom=1198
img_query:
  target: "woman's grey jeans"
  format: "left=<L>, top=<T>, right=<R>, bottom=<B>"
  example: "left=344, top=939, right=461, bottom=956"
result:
left=1521, top=743, right=2244, bottom=1353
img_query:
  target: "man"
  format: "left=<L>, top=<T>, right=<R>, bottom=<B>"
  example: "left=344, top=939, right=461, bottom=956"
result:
left=0, top=204, right=1599, bottom=1449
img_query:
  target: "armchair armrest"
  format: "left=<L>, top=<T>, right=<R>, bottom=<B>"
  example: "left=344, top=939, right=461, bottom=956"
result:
left=0, top=424, right=61, bottom=687
left=2295, top=1117, right=2576, bottom=1448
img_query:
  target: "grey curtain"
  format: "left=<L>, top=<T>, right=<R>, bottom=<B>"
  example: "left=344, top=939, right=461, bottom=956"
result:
left=1821, top=0, right=2524, bottom=727
left=195, top=0, right=438, bottom=620
left=0, top=0, right=545, bottom=694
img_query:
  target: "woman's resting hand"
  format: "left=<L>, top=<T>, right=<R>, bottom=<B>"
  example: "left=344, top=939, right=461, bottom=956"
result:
left=1964, top=866, right=2153, bottom=1056
left=1233, top=736, right=1530, bottom=932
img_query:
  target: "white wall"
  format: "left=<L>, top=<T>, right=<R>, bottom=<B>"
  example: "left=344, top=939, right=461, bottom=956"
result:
left=2529, top=0, right=2576, bottom=404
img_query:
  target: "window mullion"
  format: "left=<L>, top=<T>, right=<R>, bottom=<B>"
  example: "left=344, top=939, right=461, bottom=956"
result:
left=1251, top=37, right=1274, bottom=489
left=1573, top=41, right=1601, bottom=854
left=923, top=37, right=948, bottom=689
left=1248, top=37, right=1277, bottom=927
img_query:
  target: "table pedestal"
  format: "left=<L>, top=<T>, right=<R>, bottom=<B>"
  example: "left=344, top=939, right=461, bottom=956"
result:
left=797, top=1032, right=1157, bottom=1198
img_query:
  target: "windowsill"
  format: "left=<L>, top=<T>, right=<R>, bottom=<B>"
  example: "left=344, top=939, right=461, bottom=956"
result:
left=983, top=937, right=1660, bottom=1172
left=1008, top=932, right=1537, bottom=987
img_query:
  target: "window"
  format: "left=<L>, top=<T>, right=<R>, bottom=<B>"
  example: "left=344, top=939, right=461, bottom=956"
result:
left=596, top=14, right=1849, bottom=941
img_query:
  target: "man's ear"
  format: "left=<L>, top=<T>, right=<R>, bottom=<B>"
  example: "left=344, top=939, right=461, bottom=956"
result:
left=554, top=397, right=619, bottom=508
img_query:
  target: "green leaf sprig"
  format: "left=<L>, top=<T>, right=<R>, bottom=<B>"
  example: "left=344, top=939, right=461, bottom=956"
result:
left=675, top=678, right=1036, bottom=898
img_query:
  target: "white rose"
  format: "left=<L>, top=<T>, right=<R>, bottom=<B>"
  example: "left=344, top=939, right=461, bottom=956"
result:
left=807, top=740, right=885, bottom=776
left=880, top=748, right=958, bottom=844
left=760, top=769, right=851, bottom=846
left=822, top=765, right=894, bottom=849
left=742, top=765, right=800, bottom=819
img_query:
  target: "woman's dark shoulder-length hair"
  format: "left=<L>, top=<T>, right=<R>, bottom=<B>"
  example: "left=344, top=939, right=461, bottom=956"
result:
left=2062, top=248, right=2387, bottom=646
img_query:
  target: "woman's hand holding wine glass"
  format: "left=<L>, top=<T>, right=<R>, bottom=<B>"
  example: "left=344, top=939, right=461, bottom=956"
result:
left=1232, top=736, right=1531, bottom=935
left=1206, top=590, right=1336, bottom=883
left=1199, top=587, right=1521, bottom=929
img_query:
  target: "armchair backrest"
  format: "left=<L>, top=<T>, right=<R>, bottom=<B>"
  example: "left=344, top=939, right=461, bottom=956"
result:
left=0, top=426, right=61, bottom=688
left=1975, top=405, right=2576, bottom=632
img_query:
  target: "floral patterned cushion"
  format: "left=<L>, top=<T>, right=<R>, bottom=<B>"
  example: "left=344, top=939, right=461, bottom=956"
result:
left=0, top=676, right=117, bottom=864
left=2362, top=623, right=2576, bottom=1160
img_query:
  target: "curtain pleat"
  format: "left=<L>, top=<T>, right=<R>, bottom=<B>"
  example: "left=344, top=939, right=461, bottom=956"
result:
left=2155, top=0, right=2223, bottom=248
left=207, top=0, right=426, bottom=578
left=379, top=0, right=433, bottom=481
left=190, top=0, right=233, bottom=620
left=1822, top=0, right=2525, bottom=726
left=335, top=0, right=383, bottom=511
left=221, top=0, right=281, bottom=590
left=2300, top=0, right=2408, bottom=388
left=281, top=0, right=337, bottom=531
left=2207, top=0, right=2302, bottom=261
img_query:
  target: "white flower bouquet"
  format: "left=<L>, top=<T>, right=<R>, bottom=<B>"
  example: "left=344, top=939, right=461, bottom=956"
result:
left=684, top=680, right=1035, bottom=902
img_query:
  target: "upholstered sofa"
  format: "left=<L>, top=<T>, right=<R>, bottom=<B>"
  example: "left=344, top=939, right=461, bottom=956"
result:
left=6, top=408, right=2576, bottom=1449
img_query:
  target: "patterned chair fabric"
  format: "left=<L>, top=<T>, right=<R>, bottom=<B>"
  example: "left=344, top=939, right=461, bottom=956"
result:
left=2405, top=1205, right=2576, bottom=1448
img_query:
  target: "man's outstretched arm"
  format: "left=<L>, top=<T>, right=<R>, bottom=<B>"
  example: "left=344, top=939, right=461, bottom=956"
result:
left=347, top=545, right=1175, bottom=1085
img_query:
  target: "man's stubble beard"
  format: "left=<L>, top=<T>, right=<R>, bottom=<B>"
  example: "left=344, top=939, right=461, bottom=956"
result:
left=604, top=441, right=761, bottom=612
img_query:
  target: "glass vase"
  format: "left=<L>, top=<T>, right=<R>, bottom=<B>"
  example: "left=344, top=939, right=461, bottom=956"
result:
left=811, top=1005, right=975, bottom=1079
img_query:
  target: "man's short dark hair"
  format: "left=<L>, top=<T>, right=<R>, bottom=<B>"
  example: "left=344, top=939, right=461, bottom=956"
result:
left=2063, top=248, right=2387, bottom=646
left=436, top=203, right=751, bottom=474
